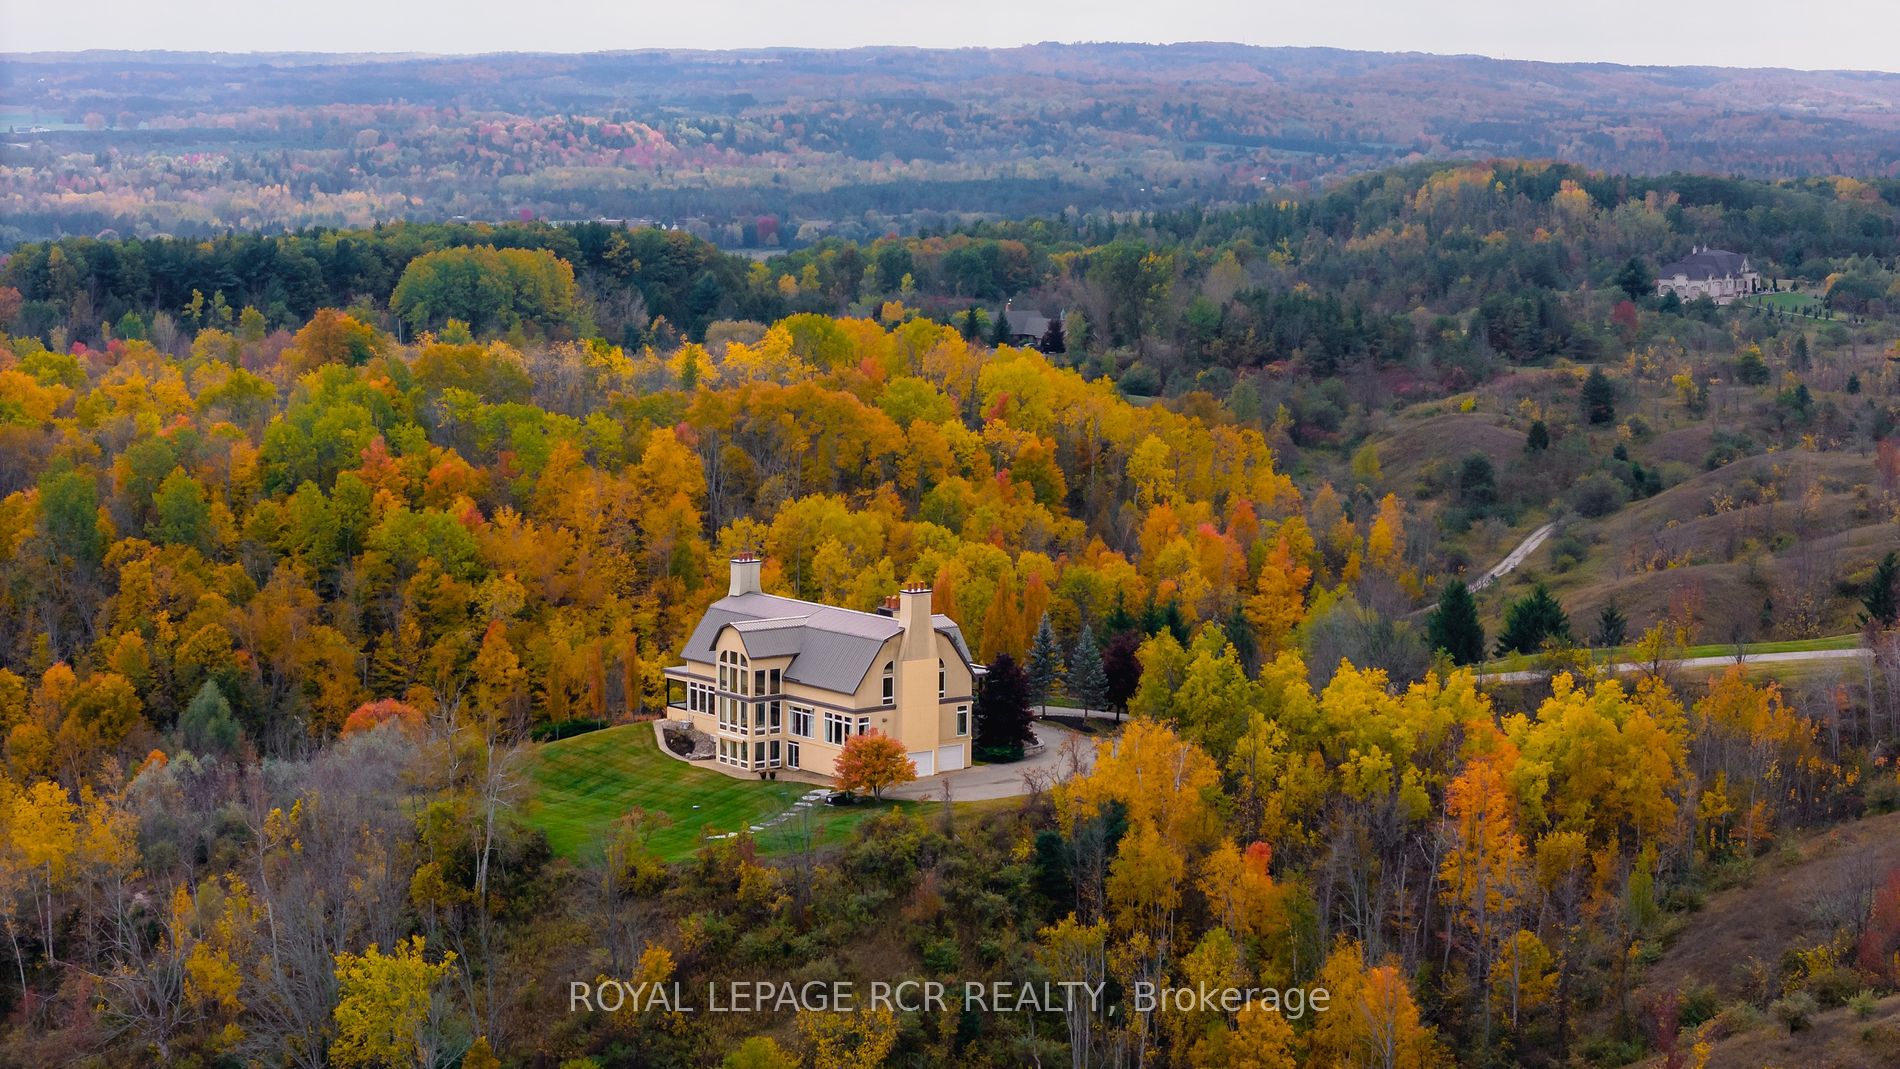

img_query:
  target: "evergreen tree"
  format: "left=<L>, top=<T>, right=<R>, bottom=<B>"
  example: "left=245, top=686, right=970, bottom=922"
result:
left=1526, top=419, right=1550, bottom=453
left=1066, top=624, right=1109, bottom=715
left=989, top=307, right=1013, bottom=347
left=960, top=307, right=982, bottom=340
left=1039, top=316, right=1066, bottom=354
left=1594, top=600, right=1629, bottom=648
left=973, top=652, right=1034, bottom=762
left=1613, top=257, right=1651, bottom=302
left=1458, top=453, right=1498, bottom=509
left=1496, top=583, right=1572, bottom=656
left=1104, top=590, right=1135, bottom=637
left=1581, top=366, right=1617, bottom=425
left=180, top=679, right=239, bottom=755
left=1160, top=601, right=1190, bottom=644
left=1862, top=551, right=1900, bottom=630
left=1225, top=604, right=1258, bottom=675
left=1427, top=579, right=1486, bottom=665
left=1025, top=613, right=1062, bottom=715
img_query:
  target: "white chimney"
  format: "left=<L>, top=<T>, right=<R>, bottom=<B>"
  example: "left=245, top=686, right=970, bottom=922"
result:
left=899, top=585, right=933, bottom=660
left=729, top=555, right=762, bottom=597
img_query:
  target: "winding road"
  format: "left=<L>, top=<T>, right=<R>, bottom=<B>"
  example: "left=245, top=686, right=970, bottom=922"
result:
left=1471, top=522, right=1555, bottom=591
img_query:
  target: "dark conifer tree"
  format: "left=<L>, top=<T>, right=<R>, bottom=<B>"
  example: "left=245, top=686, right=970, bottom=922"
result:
left=1427, top=580, right=1486, bottom=665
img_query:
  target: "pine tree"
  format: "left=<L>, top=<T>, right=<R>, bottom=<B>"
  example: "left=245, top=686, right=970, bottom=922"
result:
left=1581, top=366, right=1617, bottom=425
left=989, top=307, right=1013, bottom=347
left=1039, top=316, right=1066, bottom=354
left=1065, top=624, right=1109, bottom=715
left=1526, top=420, right=1550, bottom=453
left=1427, top=579, right=1486, bottom=665
left=1160, top=601, right=1190, bottom=644
left=1104, top=589, right=1135, bottom=637
left=1026, top=614, right=1062, bottom=715
left=1594, top=601, right=1629, bottom=648
left=1496, top=583, right=1572, bottom=656
left=1613, top=257, right=1651, bottom=302
left=1861, top=551, right=1900, bottom=630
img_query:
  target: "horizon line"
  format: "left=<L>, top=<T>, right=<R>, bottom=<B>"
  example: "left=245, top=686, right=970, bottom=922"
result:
left=4, top=42, right=1899, bottom=78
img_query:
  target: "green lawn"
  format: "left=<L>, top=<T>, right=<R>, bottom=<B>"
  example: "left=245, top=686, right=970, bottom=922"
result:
left=1481, top=633, right=1861, bottom=674
left=1749, top=291, right=1832, bottom=316
left=524, top=724, right=901, bottom=862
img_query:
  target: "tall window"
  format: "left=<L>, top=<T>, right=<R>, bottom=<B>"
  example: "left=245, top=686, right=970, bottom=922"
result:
left=791, top=705, right=812, bottom=738
left=956, top=705, right=969, bottom=737
left=881, top=661, right=894, bottom=705
left=825, top=711, right=850, bottom=745
left=938, top=659, right=946, bottom=698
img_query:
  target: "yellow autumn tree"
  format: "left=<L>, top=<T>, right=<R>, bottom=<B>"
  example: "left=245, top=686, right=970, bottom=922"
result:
left=796, top=1004, right=898, bottom=1069
left=331, top=935, right=458, bottom=1069
left=1245, top=527, right=1313, bottom=657
left=1310, top=939, right=1447, bottom=1069
left=1438, top=754, right=1527, bottom=1042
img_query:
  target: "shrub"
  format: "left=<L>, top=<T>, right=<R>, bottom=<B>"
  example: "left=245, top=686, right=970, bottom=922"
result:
left=1678, top=982, right=1722, bottom=1027
left=1709, top=1000, right=1767, bottom=1039
left=1772, top=990, right=1819, bottom=1033
left=1570, top=472, right=1628, bottom=517
left=530, top=718, right=608, bottom=742
left=1849, top=989, right=1880, bottom=1020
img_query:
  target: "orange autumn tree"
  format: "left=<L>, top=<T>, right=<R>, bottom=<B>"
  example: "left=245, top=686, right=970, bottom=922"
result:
left=1438, top=753, right=1527, bottom=1044
left=833, top=732, right=916, bottom=800
left=341, top=699, right=424, bottom=737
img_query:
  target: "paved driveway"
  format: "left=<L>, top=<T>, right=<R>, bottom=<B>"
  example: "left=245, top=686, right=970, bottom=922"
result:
left=885, top=722, right=1099, bottom=801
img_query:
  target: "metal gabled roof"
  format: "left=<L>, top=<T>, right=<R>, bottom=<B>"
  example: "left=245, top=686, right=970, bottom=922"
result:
left=682, top=591, right=978, bottom=695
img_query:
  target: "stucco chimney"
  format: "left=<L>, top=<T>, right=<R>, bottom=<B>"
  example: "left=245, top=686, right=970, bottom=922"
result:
left=729, top=554, right=762, bottom=597
left=899, top=585, right=933, bottom=660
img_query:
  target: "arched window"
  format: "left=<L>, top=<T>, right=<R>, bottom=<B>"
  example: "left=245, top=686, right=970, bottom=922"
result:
left=938, top=659, right=946, bottom=698
left=881, top=661, right=895, bottom=705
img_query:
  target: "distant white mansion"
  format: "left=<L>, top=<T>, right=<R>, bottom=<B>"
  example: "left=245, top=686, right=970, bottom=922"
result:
left=664, top=556, right=983, bottom=780
left=1656, top=247, right=1761, bottom=305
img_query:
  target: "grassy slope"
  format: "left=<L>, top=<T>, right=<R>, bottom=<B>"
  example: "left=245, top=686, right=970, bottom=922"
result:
left=523, top=724, right=898, bottom=861
left=1507, top=448, right=1886, bottom=638
left=1628, top=811, right=1900, bottom=1068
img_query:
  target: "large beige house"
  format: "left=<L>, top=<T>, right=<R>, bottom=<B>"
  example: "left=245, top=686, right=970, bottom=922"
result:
left=1656, top=246, right=1761, bottom=305
left=664, top=556, right=983, bottom=780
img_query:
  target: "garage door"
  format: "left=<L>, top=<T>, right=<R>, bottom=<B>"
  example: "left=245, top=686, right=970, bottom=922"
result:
left=937, top=743, right=966, bottom=773
left=909, top=750, right=936, bottom=777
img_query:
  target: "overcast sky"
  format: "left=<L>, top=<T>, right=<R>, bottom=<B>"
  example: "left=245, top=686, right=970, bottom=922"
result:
left=5, top=0, right=1897, bottom=73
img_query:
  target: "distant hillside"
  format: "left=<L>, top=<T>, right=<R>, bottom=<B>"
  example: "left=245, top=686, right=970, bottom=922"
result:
left=4, top=44, right=1900, bottom=243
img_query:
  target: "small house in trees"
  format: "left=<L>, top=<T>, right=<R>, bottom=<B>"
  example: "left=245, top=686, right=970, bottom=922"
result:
left=997, top=301, right=1055, bottom=348
left=1655, top=246, right=1760, bottom=305
left=665, top=556, right=984, bottom=779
